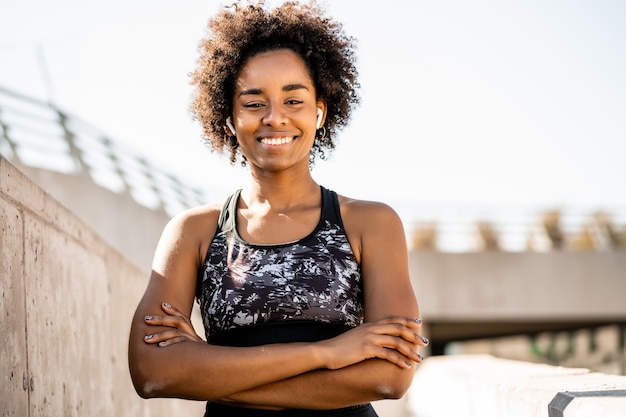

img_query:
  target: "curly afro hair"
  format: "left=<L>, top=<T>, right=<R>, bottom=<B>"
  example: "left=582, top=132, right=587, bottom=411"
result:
left=189, top=0, right=360, bottom=165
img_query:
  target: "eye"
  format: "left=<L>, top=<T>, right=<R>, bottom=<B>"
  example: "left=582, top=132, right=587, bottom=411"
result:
left=243, top=102, right=265, bottom=108
left=285, top=99, right=303, bottom=105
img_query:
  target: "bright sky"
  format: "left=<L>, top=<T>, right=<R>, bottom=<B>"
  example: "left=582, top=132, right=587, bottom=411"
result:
left=2, top=0, right=626, bottom=242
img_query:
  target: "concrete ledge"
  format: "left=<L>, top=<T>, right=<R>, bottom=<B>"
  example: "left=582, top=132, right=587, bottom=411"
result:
left=407, top=354, right=626, bottom=417
left=1, top=155, right=205, bottom=415
left=549, top=390, right=626, bottom=417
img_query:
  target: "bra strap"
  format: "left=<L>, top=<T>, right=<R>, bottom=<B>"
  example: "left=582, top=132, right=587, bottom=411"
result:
left=321, top=186, right=345, bottom=230
left=217, top=189, right=242, bottom=233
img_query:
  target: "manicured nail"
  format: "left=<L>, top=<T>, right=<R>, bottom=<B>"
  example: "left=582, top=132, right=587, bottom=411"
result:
left=158, top=341, right=166, bottom=347
left=417, top=353, right=424, bottom=361
left=405, top=361, right=412, bottom=368
left=144, top=315, right=154, bottom=321
left=144, top=334, right=153, bottom=340
left=163, top=302, right=171, bottom=308
left=421, top=336, right=430, bottom=345
left=414, top=318, right=422, bottom=324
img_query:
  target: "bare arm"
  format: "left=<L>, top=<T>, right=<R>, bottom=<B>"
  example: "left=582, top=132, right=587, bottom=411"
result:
left=128, top=207, right=330, bottom=399
left=221, top=359, right=416, bottom=410
left=140, top=200, right=425, bottom=408
left=220, top=200, right=424, bottom=409
left=144, top=310, right=423, bottom=407
left=128, top=204, right=423, bottom=401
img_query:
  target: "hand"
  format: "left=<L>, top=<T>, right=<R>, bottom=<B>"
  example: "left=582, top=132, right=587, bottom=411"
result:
left=316, top=316, right=428, bottom=370
left=143, top=302, right=204, bottom=347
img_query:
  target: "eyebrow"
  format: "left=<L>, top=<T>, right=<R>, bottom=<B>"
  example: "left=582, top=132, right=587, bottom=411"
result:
left=238, top=83, right=310, bottom=98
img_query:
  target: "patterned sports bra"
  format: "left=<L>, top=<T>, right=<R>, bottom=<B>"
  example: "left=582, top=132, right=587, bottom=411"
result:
left=196, top=186, right=364, bottom=345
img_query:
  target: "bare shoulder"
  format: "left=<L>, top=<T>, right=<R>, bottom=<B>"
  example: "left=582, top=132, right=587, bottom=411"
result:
left=167, top=201, right=224, bottom=234
left=154, top=200, right=226, bottom=265
left=337, top=194, right=404, bottom=231
left=336, top=194, right=407, bottom=263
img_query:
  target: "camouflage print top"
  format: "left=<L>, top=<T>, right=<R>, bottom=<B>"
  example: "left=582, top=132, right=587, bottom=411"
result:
left=196, top=186, right=364, bottom=343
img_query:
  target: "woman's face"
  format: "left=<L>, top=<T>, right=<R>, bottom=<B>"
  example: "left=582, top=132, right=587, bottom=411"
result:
left=231, top=49, right=324, bottom=173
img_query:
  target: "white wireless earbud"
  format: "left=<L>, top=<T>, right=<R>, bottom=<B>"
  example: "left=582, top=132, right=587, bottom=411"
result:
left=316, top=108, right=323, bottom=129
left=226, top=117, right=236, bottom=134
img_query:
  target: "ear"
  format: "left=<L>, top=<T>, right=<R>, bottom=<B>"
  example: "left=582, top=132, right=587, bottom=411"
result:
left=315, top=102, right=327, bottom=129
left=225, top=117, right=236, bottom=135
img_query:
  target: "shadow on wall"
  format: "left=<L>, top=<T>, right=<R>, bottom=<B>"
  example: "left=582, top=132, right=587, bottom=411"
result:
left=0, top=156, right=204, bottom=415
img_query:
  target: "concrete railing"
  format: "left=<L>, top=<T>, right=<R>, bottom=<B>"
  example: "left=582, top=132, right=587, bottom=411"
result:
left=411, top=251, right=626, bottom=356
left=9, top=159, right=171, bottom=274
left=408, top=354, right=626, bottom=417
left=1, top=156, right=204, bottom=415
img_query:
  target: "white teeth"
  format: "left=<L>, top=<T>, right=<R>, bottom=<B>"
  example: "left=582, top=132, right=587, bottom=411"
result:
left=259, top=137, right=293, bottom=145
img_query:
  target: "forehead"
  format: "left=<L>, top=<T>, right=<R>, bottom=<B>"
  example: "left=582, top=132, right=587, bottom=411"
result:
left=235, top=49, right=314, bottom=89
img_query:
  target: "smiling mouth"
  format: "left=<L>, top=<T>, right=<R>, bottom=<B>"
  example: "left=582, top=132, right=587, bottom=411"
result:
left=258, top=136, right=295, bottom=145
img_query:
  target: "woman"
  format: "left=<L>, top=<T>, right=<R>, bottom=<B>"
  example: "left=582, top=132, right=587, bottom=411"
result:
left=128, top=2, right=428, bottom=416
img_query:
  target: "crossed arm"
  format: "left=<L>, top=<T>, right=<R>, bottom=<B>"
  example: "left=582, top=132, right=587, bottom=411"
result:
left=138, top=300, right=425, bottom=407
left=128, top=200, right=427, bottom=409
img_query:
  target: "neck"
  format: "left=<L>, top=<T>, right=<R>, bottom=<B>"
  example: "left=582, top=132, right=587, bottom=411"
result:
left=242, top=171, right=320, bottom=212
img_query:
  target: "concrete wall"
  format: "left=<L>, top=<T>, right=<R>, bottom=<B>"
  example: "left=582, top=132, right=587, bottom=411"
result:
left=408, top=354, right=626, bottom=417
left=1, top=156, right=204, bottom=415
left=9, top=159, right=171, bottom=274
left=411, top=251, right=626, bottom=321
left=410, top=250, right=626, bottom=357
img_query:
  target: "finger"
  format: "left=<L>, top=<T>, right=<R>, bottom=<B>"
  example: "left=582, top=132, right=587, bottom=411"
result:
left=367, top=322, right=424, bottom=346
left=160, top=302, right=194, bottom=327
left=366, top=318, right=423, bottom=339
left=377, top=341, right=426, bottom=368
left=144, top=314, right=187, bottom=329
left=160, top=302, right=197, bottom=333
left=158, top=336, right=188, bottom=347
left=378, top=323, right=430, bottom=348
left=370, top=333, right=423, bottom=363
left=161, top=302, right=186, bottom=317
left=374, top=316, right=423, bottom=328
left=145, top=315, right=202, bottom=343
left=144, top=329, right=191, bottom=345
left=371, top=346, right=417, bottom=369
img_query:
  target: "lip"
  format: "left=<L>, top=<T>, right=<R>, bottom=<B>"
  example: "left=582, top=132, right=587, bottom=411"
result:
left=256, top=133, right=298, bottom=146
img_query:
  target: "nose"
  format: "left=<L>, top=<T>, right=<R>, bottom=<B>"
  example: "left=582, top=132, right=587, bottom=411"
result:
left=262, top=103, right=287, bottom=126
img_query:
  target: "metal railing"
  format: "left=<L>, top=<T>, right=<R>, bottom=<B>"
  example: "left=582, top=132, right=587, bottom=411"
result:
left=2, top=84, right=625, bottom=252
left=405, top=206, right=626, bottom=252
left=0, top=85, right=208, bottom=216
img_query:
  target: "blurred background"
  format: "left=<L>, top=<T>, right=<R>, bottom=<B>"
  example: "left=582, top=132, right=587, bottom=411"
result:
left=2, top=0, right=625, bottom=251
left=2, top=0, right=625, bottom=399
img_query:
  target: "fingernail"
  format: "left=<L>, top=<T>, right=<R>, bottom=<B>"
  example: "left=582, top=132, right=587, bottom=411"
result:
left=144, top=334, right=153, bottom=340
left=414, top=318, right=422, bottom=324
left=144, top=315, right=154, bottom=321
left=421, top=336, right=430, bottom=345
left=417, top=353, right=424, bottom=361
left=405, top=361, right=412, bottom=368
left=158, top=341, right=166, bottom=347
left=163, top=302, right=171, bottom=308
